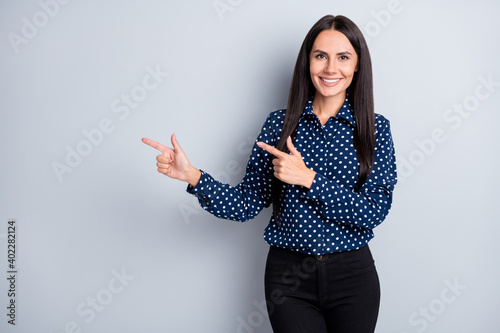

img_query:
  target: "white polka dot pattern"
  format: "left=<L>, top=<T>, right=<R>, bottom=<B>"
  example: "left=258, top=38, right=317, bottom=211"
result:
left=187, top=97, right=397, bottom=255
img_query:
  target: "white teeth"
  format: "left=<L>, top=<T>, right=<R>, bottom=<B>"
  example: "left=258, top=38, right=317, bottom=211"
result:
left=322, top=78, right=340, bottom=83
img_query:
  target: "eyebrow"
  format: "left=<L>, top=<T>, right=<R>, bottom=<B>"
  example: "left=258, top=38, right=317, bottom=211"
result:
left=312, top=49, right=353, bottom=56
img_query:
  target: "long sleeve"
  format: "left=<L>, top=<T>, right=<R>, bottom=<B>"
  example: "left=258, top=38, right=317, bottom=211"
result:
left=184, top=96, right=397, bottom=255
left=302, top=115, right=397, bottom=229
left=186, top=111, right=284, bottom=222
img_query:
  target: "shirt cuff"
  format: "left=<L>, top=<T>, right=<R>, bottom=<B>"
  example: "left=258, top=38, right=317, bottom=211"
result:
left=303, top=172, right=328, bottom=201
left=186, top=170, right=214, bottom=207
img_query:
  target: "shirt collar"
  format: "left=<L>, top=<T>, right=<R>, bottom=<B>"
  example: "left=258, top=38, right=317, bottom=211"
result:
left=301, top=96, right=357, bottom=128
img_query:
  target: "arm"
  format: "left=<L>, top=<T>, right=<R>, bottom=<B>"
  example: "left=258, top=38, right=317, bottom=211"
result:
left=143, top=112, right=282, bottom=222
left=256, top=115, right=397, bottom=230
left=302, top=116, right=397, bottom=229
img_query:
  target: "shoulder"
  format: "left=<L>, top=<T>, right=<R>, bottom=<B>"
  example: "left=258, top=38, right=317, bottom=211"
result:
left=374, top=113, right=392, bottom=136
left=374, top=113, right=395, bottom=150
left=261, top=109, right=286, bottom=131
left=267, top=109, right=286, bottom=123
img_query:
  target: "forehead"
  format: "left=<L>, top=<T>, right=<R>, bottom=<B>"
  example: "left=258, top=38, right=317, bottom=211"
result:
left=312, top=29, right=355, bottom=53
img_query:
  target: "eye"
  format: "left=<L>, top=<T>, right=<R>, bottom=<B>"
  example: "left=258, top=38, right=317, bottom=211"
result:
left=339, top=55, right=349, bottom=60
left=315, top=54, right=327, bottom=59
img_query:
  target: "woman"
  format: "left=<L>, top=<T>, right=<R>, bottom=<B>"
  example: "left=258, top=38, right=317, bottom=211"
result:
left=143, top=14, right=397, bottom=333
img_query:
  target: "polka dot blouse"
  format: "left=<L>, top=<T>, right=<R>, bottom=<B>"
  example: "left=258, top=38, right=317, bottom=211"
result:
left=187, top=97, right=397, bottom=255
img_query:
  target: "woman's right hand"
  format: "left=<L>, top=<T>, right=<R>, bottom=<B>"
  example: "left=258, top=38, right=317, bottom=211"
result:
left=142, top=134, right=201, bottom=188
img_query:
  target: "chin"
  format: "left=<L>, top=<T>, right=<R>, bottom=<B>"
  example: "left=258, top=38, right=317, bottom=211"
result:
left=317, top=88, right=345, bottom=99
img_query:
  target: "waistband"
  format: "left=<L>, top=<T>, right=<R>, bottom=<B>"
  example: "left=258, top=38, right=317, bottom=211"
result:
left=269, top=244, right=370, bottom=261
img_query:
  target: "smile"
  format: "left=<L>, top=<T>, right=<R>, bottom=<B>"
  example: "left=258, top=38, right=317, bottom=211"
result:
left=321, top=78, right=340, bottom=83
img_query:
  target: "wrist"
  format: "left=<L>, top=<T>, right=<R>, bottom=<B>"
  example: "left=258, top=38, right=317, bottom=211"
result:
left=302, top=169, right=316, bottom=189
left=186, top=166, right=202, bottom=188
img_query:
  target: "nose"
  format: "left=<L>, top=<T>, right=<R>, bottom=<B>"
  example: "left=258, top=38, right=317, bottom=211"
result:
left=324, top=59, right=337, bottom=74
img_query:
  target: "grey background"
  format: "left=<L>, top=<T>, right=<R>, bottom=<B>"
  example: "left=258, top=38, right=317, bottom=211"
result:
left=1, top=0, right=499, bottom=332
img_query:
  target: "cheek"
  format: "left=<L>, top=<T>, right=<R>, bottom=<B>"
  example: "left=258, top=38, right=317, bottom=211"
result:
left=309, top=61, right=322, bottom=75
left=341, top=64, right=357, bottom=77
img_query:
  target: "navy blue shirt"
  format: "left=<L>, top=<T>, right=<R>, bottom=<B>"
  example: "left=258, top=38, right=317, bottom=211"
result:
left=187, top=97, right=397, bottom=255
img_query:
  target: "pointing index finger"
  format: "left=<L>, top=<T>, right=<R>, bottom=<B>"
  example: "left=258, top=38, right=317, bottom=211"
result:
left=142, top=138, right=168, bottom=153
left=257, top=141, right=285, bottom=158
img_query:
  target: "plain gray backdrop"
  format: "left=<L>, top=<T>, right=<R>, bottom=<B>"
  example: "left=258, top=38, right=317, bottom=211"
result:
left=1, top=0, right=499, bottom=332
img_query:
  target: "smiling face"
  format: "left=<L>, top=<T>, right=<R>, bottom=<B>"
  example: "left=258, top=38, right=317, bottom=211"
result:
left=309, top=29, right=358, bottom=102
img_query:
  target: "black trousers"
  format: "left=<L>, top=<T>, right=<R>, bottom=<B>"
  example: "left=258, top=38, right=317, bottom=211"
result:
left=264, top=245, right=380, bottom=333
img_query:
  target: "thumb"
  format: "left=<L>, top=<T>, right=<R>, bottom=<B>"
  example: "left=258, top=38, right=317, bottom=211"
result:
left=287, top=136, right=300, bottom=156
left=171, top=133, right=184, bottom=153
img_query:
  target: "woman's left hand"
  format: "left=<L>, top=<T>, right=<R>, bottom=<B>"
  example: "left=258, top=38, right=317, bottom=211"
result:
left=257, top=136, right=316, bottom=189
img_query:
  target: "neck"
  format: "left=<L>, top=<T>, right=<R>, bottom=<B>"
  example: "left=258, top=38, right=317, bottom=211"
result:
left=312, top=91, right=346, bottom=119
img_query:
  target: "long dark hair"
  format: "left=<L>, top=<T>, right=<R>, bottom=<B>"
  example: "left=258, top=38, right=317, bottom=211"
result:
left=272, top=15, right=375, bottom=221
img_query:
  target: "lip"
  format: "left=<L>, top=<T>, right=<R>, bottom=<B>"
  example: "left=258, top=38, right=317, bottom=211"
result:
left=319, top=77, right=341, bottom=87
